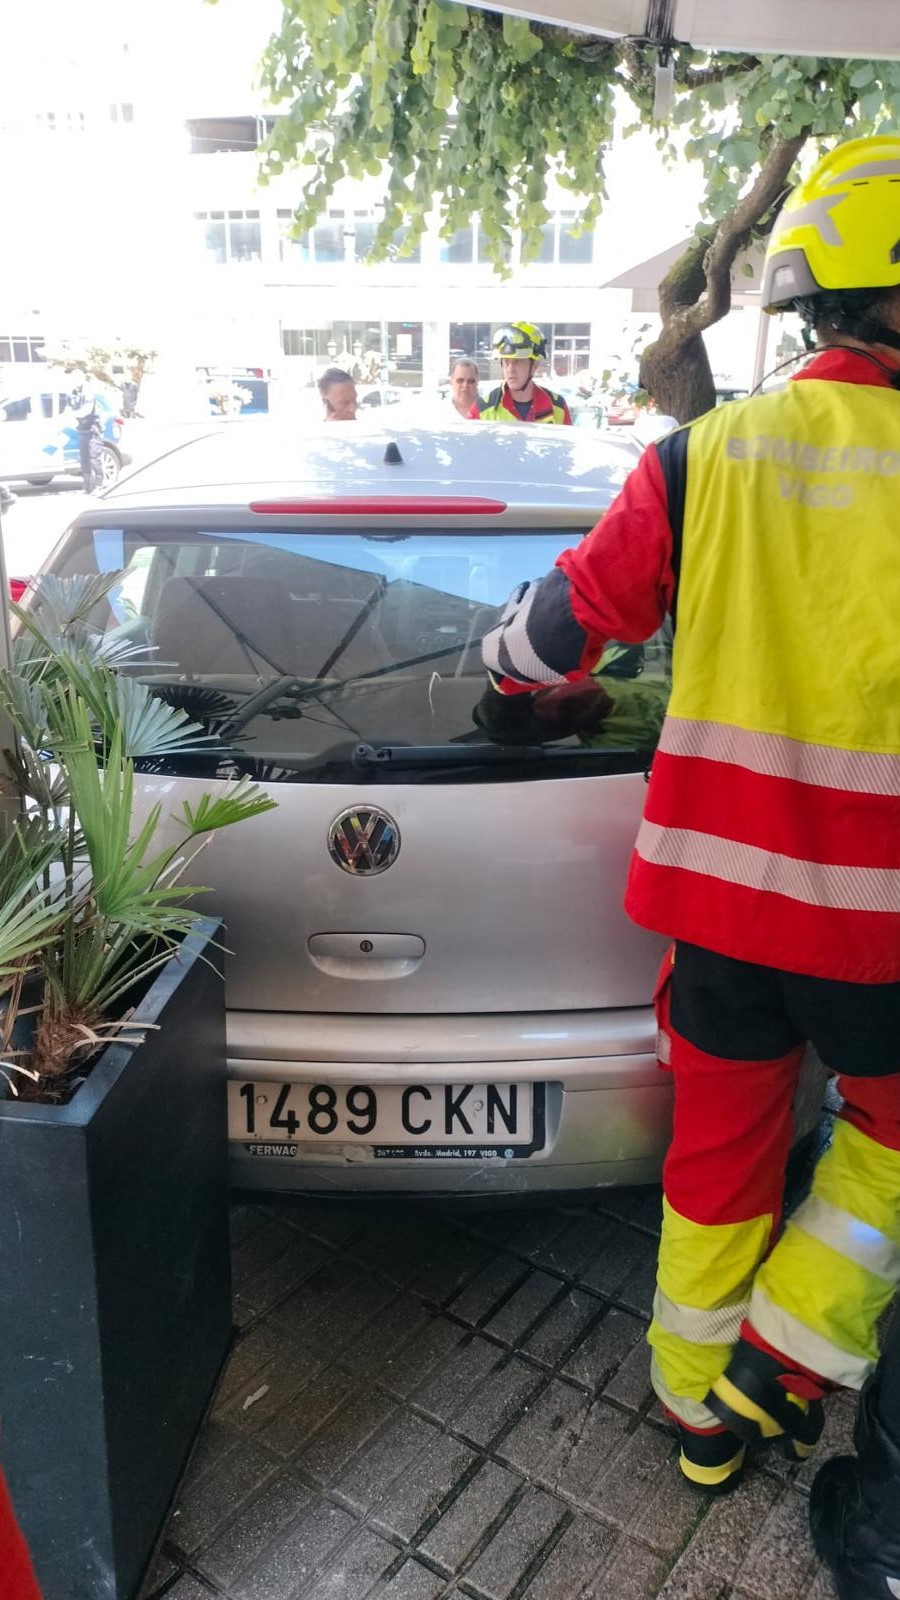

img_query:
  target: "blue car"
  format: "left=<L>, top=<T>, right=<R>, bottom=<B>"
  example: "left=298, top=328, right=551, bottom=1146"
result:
left=0, top=382, right=131, bottom=489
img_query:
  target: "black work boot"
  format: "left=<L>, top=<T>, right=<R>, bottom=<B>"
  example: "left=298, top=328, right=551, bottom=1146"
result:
left=809, top=1374, right=900, bottom=1600
left=705, top=1338, right=825, bottom=1459
left=676, top=1422, right=746, bottom=1493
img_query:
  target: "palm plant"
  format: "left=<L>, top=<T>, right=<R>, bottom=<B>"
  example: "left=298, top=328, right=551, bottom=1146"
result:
left=0, top=572, right=275, bottom=1102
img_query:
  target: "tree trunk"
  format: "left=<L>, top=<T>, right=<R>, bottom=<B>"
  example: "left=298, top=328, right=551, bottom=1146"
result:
left=640, top=333, right=716, bottom=423
left=638, top=132, right=809, bottom=425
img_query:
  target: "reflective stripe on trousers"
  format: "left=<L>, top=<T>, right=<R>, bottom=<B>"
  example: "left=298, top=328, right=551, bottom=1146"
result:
left=648, top=982, right=900, bottom=1425
left=750, top=1118, right=900, bottom=1387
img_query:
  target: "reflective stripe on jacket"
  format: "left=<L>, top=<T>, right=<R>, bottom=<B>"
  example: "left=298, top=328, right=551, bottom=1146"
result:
left=481, top=348, right=900, bottom=982
left=471, top=383, right=572, bottom=425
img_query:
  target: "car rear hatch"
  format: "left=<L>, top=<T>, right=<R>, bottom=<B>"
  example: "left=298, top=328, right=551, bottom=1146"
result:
left=45, top=497, right=671, bottom=1021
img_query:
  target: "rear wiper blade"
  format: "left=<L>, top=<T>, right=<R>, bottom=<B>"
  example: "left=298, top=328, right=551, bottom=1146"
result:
left=353, top=742, right=639, bottom=768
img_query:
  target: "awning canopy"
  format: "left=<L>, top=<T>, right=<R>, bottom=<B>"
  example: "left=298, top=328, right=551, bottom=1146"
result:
left=455, top=1, right=900, bottom=59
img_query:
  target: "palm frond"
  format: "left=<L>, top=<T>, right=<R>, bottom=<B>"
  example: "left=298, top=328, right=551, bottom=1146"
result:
left=55, top=659, right=221, bottom=760
left=177, top=780, right=277, bottom=835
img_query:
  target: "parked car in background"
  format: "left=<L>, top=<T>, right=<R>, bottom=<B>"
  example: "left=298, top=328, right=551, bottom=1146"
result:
left=23, top=422, right=824, bottom=1195
left=0, top=382, right=130, bottom=488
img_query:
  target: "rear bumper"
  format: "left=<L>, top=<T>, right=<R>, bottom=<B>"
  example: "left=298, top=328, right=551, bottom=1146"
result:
left=227, top=1003, right=673, bottom=1192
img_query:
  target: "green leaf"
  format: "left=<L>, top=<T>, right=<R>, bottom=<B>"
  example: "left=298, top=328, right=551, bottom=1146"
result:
left=501, top=13, right=542, bottom=63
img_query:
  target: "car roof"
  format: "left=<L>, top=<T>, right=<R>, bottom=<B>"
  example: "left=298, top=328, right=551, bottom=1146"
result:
left=97, top=419, right=637, bottom=517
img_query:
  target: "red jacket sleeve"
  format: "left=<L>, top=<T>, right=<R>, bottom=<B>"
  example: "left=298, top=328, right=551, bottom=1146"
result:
left=482, top=442, right=676, bottom=693
left=559, top=441, right=675, bottom=653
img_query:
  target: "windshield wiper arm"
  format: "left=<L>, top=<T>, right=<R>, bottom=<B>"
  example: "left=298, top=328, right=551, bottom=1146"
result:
left=353, top=742, right=639, bottom=768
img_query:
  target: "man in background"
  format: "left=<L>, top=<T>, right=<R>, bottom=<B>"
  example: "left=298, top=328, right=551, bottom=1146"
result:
left=318, top=368, right=358, bottom=421
left=448, top=358, right=479, bottom=419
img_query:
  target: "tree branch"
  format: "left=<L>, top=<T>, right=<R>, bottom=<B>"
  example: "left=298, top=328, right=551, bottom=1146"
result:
left=658, top=129, right=808, bottom=347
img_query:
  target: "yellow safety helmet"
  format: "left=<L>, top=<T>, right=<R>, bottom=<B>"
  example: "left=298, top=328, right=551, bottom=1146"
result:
left=492, top=322, right=547, bottom=360
left=761, top=136, right=900, bottom=315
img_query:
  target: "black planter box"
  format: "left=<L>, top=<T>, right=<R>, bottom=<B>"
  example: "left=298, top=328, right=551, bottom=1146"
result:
left=0, top=918, right=232, bottom=1600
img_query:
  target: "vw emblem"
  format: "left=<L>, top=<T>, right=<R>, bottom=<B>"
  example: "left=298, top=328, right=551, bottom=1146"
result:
left=328, top=806, right=401, bottom=876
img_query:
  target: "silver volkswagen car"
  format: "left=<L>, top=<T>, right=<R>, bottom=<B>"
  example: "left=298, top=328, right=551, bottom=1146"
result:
left=33, top=422, right=818, bottom=1193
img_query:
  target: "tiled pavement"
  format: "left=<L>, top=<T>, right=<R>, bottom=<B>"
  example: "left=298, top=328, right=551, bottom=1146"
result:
left=141, top=1189, right=846, bottom=1600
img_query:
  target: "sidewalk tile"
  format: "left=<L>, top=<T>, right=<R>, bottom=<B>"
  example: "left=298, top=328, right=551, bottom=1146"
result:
left=452, top=1355, right=546, bottom=1447
left=370, top=1430, right=477, bottom=1541
left=335, top=1408, right=440, bottom=1513
left=521, top=1288, right=599, bottom=1366
left=340, top=1294, right=434, bottom=1381
left=296, top=1527, right=397, bottom=1600
left=447, top=1256, right=530, bottom=1327
left=495, top=1377, right=591, bottom=1479
left=168, top=1436, right=279, bottom=1555
left=563, top=1306, right=646, bottom=1392
left=226, top=1497, right=356, bottom=1600
left=654, top=1546, right=732, bottom=1599
left=579, top=1222, right=657, bottom=1305
left=297, top=1389, right=399, bottom=1486
left=270, top=1261, right=396, bottom=1358
left=596, top=1188, right=663, bottom=1235
left=381, top=1316, right=471, bottom=1400
left=601, top=1335, right=654, bottom=1411
left=409, top=1335, right=502, bottom=1424
left=462, top=1485, right=568, bottom=1600
left=412, top=1237, right=496, bottom=1306
left=518, top=1510, right=617, bottom=1598
left=418, top=1460, right=522, bottom=1569
left=529, top=1214, right=611, bottom=1278
left=680, top=1465, right=781, bottom=1578
left=235, top=1234, right=333, bottom=1321
left=593, top=1535, right=669, bottom=1600
left=198, top=1469, right=311, bottom=1586
left=480, top=1271, right=561, bottom=1345
left=231, top=1216, right=305, bottom=1289
left=734, top=1486, right=821, bottom=1599
left=366, top=1560, right=447, bottom=1599
left=257, top=1366, right=359, bottom=1460
left=548, top=1398, right=632, bottom=1507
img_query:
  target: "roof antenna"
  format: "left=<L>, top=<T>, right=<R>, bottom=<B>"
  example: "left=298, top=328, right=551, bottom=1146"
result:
left=383, top=441, right=403, bottom=465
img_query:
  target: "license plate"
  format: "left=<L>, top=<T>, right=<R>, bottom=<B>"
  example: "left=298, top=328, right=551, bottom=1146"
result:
left=228, top=1080, right=545, bottom=1158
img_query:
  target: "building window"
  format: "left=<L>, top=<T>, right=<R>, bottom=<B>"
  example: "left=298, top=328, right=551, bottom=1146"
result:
left=549, top=322, right=591, bottom=379
left=440, top=218, right=509, bottom=267
left=557, top=211, right=593, bottom=265
left=441, top=226, right=474, bottom=265
left=312, top=211, right=347, bottom=263
left=195, top=210, right=261, bottom=265
left=280, top=323, right=423, bottom=384
left=449, top=323, right=493, bottom=377
left=35, top=110, right=85, bottom=133
left=109, top=103, right=135, bottom=124
left=0, top=335, right=46, bottom=364
left=186, top=116, right=270, bottom=154
left=276, top=211, right=310, bottom=262
left=526, top=211, right=594, bottom=267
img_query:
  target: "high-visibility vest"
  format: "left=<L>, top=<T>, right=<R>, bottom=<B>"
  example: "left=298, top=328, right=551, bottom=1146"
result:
left=626, top=378, right=900, bottom=982
left=473, top=383, right=571, bottom=425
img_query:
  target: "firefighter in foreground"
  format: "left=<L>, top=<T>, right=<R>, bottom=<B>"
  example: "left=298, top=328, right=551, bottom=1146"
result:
left=469, top=323, right=572, bottom=424
left=477, top=136, right=900, bottom=1514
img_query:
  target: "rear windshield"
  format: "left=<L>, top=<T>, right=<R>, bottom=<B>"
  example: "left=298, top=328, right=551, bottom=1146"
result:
left=50, top=525, right=671, bottom=782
